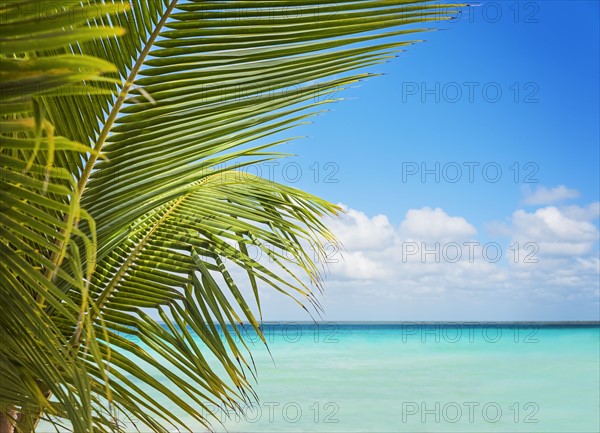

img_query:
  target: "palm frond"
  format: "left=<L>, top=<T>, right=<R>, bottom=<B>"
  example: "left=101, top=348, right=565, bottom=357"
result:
left=1, top=2, right=125, bottom=430
left=76, top=173, right=337, bottom=431
left=1, top=1, right=465, bottom=431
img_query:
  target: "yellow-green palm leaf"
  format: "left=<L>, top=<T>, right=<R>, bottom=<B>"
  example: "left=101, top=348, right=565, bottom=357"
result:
left=1, top=1, right=464, bottom=432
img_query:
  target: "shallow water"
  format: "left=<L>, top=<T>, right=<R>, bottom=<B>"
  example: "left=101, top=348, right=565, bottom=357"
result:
left=38, top=323, right=600, bottom=432
left=169, top=323, right=600, bottom=432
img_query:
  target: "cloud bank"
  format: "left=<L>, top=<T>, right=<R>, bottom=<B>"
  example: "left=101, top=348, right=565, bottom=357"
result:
left=225, top=187, right=599, bottom=321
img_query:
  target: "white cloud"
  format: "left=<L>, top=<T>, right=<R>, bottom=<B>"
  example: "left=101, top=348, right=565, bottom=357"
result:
left=561, top=202, right=600, bottom=221
left=328, top=205, right=394, bottom=251
left=327, top=251, right=390, bottom=281
left=227, top=203, right=599, bottom=321
left=398, top=207, right=477, bottom=241
left=507, top=206, right=599, bottom=256
left=319, top=204, right=599, bottom=315
left=522, top=185, right=580, bottom=205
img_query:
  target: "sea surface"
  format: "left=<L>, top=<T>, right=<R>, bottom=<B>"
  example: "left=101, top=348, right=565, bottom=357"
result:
left=41, top=323, right=600, bottom=432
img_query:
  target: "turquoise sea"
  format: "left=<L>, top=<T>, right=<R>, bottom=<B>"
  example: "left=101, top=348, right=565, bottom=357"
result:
left=41, top=323, right=600, bottom=432
left=147, top=323, right=600, bottom=432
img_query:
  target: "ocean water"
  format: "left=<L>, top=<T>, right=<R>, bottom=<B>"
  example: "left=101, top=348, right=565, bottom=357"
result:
left=40, top=323, right=600, bottom=432
left=146, top=323, right=600, bottom=433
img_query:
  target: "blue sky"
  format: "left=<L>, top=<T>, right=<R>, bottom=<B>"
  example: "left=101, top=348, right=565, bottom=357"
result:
left=236, top=1, right=600, bottom=321
left=288, top=1, right=599, bottom=222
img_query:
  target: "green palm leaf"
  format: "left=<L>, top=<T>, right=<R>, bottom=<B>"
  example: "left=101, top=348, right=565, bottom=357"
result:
left=1, top=1, right=464, bottom=431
